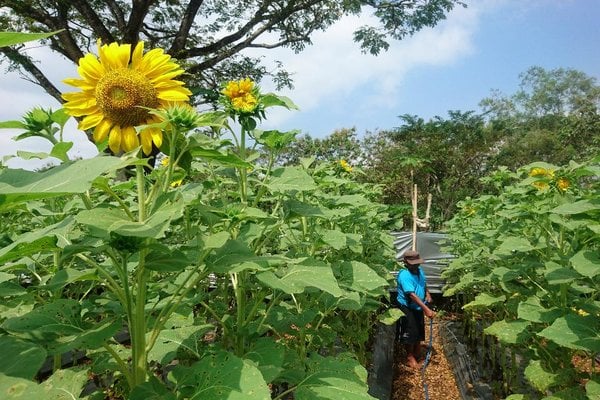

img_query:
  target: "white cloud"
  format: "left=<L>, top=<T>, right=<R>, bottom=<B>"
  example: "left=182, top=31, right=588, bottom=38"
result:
left=253, top=0, right=492, bottom=130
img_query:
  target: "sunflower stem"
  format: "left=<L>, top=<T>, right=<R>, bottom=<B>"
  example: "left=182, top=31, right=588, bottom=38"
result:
left=131, top=164, right=149, bottom=389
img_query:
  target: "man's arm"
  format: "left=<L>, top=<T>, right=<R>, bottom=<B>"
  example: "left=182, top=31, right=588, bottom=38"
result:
left=408, top=292, right=435, bottom=319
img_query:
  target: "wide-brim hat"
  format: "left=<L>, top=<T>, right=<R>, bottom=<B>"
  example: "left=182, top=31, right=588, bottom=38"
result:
left=403, top=250, right=424, bottom=265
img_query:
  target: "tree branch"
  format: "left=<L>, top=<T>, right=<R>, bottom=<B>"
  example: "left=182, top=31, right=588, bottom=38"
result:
left=103, top=0, right=127, bottom=32
left=123, top=0, right=155, bottom=44
left=168, top=0, right=204, bottom=56
left=0, top=47, right=63, bottom=104
left=70, top=0, right=116, bottom=44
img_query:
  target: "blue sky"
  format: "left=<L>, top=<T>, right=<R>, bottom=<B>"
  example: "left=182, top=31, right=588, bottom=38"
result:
left=1, top=0, right=599, bottom=168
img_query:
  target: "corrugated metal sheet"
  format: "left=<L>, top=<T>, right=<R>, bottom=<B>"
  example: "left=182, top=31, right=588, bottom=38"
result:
left=390, top=231, right=454, bottom=294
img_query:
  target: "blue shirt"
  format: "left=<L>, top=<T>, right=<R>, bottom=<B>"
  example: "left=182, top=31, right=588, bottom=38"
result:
left=396, top=268, right=427, bottom=310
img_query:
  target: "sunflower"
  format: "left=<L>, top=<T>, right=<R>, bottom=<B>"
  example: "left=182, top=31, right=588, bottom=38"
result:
left=222, top=78, right=260, bottom=114
left=339, top=159, right=353, bottom=172
left=62, top=41, right=192, bottom=155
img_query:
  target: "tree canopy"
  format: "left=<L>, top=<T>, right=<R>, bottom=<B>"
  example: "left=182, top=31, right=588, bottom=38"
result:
left=0, top=0, right=463, bottom=104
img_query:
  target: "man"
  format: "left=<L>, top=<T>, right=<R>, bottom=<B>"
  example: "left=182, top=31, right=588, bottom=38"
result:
left=396, top=249, right=435, bottom=368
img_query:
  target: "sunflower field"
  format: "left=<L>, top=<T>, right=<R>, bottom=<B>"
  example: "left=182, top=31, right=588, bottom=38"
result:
left=443, top=160, right=600, bottom=399
left=0, top=34, right=397, bottom=399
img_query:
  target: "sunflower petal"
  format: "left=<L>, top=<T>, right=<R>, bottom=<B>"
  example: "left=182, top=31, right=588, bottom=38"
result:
left=78, top=53, right=104, bottom=82
left=121, top=126, right=139, bottom=152
left=78, top=113, right=104, bottom=130
left=108, top=125, right=122, bottom=154
left=149, top=127, right=163, bottom=149
left=93, top=119, right=113, bottom=143
left=130, top=41, right=145, bottom=70
left=139, top=129, right=153, bottom=155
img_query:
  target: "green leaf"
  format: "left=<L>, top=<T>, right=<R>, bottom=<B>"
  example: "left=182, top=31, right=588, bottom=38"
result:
left=130, top=376, right=177, bottom=400
left=261, top=93, right=299, bottom=110
left=76, top=197, right=183, bottom=239
left=145, top=245, right=191, bottom=272
left=335, top=261, right=388, bottom=293
left=543, top=262, right=581, bottom=285
left=170, top=351, right=270, bottom=400
left=538, top=315, right=600, bottom=353
left=0, top=336, right=47, bottom=379
left=493, top=236, right=534, bottom=256
left=586, top=379, right=600, bottom=400
left=524, top=360, right=565, bottom=392
left=206, top=239, right=286, bottom=273
left=0, top=156, right=124, bottom=208
left=49, top=142, right=74, bottom=162
left=284, top=199, right=328, bottom=218
left=244, top=338, right=286, bottom=383
left=319, top=228, right=346, bottom=250
left=267, top=167, right=317, bottom=193
left=483, top=319, right=530, bottom=344
left=253, top=129, right=299, bottom=151
left=45, top=268, right=98, bottom=291
left=570, top=250, right=600, bottom=278
left=257, top=259, right=343, bottom=297
left=0, top=31, right=62, bottom=47
left=462, top=292, right=505, bottom=310
left=294, top=354, right=376, bottom=400
left=2, top=299, right=121, bottom=354
left=0, top=218, right=73, bottom=263
left=189, top=148, right=252, bottom=168
left=147, top=324, right=213, bottom=364
left=0, top=368, right=87, bottom=400
left=517, top=297, right=561, bottom=323
left=0, top=120, right=26, bottom=129
left=552, top=199, right=600, bottom=215
left=378, top=308, right=404, bottom=325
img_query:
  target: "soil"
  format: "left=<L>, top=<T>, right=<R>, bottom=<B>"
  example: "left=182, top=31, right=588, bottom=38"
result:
left=391, top=319, right=461, bottom=400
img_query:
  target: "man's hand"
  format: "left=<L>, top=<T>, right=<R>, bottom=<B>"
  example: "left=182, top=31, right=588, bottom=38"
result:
left=424, top=307, right=436, bottom=319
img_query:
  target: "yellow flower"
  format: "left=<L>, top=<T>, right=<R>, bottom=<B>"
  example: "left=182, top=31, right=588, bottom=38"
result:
left=532, top=181, right=549, bottom=191
left=222, top=78, right=259, bottom=113
left=339, top=159, right=352, bottom=172
left=160, top=156, right=170, bottom=167
left=556, top=178, right=570, bottom=191
left=170, top=178, right=183, bottom=188
left=62, top=41, right=192, bottom=155
left=529, top=167, right=554, bottom=177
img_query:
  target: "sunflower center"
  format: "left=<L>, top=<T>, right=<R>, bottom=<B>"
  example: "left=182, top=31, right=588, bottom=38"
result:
left=96, top=68, right=159, bottom=126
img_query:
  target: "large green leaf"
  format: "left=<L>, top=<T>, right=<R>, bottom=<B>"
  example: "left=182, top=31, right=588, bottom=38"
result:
left=335, top=261, right=388, bottom=293
left=0, top=368, right=88, bottom=400
left=267, top=167, right=317, bottom=193
left=0, top=156, right=124, bottom=208
left=0, top=336, right=47, bottom=379
left=293, top=354, right=376, bottom=400
left=552, top=199, right=600, bottom=215
left=170, top=351, right=270, bottom=400
left=0, top=31, right=62, bottom=47
left=2, top=299, right=121, bottom=354
left=189, top=148, right=252, bottom=168
left=524, top=360, right=568, bottom=392
left=145, top=245, right=192, bottom=272
left=76, top=197, right=183, bottom=239
left=319, top=228, right=346, bottom=250
left=261, top=93, right=299, bottom=110
left=130, top=376, right=177, bottom=400
left=493, top=236, right=534, bottom=256
left=44, top=268, right=98, bottom=291
left=586, top=379, right=600, bottom=400
left=570, top=250, right=600, bottom=278
left=0, top=218, right=73, bottom=264
left=462, top=292, right=505, bottom=310
left=147, top=324, right=213, bottom=364
left=206, top=239, right=286, bottom=273
left=284, top=199, right=328, bottom=218
left=483, top=319, right=531, bottom=344
left=244, top=337, right=286, bottom=383
left=517, top=297, right=561, bottom=324
left=538, top=314, right=600, bottom=353
left=257, top=259, right=343, bottom=297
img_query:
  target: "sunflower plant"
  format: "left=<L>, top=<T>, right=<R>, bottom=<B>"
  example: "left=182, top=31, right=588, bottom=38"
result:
left=0, top=41, right=394, bottom=400
left=443, top=158, right=600, bottom=399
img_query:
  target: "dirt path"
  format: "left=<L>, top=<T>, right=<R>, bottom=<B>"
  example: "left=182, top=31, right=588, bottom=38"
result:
left=391, top=320, right=461, bottom=400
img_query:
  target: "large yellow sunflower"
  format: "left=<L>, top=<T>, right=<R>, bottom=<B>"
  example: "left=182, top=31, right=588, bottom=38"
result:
left=62, top=41, right=192, bottom=155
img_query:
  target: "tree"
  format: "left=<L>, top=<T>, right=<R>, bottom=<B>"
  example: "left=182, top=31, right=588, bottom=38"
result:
left=0, top=0, right=464, bottom=104
left=480, top=66, right=600, bottom=162
left=276, top=127, right=363, bottom=165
